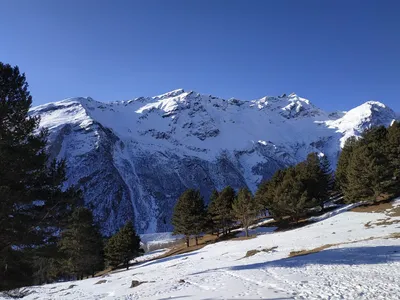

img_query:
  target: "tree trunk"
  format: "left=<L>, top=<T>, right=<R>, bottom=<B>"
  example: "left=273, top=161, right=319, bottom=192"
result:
left=245, top=226, right=249, bottom=237
left=126, top=261, right=129, bottom=270
left=195, top=236, right=198, bottom=245
left=186, top=236, right=190, bottom=247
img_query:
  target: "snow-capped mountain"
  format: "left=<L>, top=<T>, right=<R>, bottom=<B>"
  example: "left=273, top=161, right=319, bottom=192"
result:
left=30, top=90, right=397, bottom=234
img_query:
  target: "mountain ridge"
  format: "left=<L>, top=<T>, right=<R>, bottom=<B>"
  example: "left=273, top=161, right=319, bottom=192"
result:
left=30, top=90, right=397, bottom=234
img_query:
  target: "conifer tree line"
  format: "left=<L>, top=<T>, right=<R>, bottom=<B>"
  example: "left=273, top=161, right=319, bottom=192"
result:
left=0, top=62, right=143, bottom=291
left=336, top=124, right=400, bottom=202
left=173, top=126, right=400, bottom=242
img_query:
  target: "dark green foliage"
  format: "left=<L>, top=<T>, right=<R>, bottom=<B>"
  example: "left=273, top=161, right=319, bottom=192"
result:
left=31, top=244, right=66, bottom=285
left=104, top=221, right=142, bottom=270
left=208, top=186, right=236, bottom=235
left=255, top=170, right=285, bottom=220
left=298, top=153, right=331, bottom=209
left=59, top=207, right=104, bottom=279
left=335, top=137, right=357, bottom=192
left=273, top=167, right=311, bottom=222
left=172, top=189, right=207, bottom=247
left=232, top=188, right=257, bottom=237
left=206, top=190, right=219, bottom=235
left=255, top=153, right=331, bottom=222
left=387, top=121, right=400, bottom=182
left=337, top=125, right=400, bottom=203
left=0, top=62, right=79, bottom=291
left=320, top=155, right=335, bottom=195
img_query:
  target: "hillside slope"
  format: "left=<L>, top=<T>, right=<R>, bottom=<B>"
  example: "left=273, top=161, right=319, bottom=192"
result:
left=30, top=91, right=397, bottom=234
left=13, top=199, right=400, bottom=300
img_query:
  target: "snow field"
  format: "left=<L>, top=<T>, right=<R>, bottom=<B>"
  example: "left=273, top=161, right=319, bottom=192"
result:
left=13, top=201, right=400, bottom=300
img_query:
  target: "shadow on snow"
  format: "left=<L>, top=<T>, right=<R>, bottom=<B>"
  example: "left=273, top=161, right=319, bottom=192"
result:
left=189, top=245, right=399, bottom=276
left=230, top=245, right=400, bottom=271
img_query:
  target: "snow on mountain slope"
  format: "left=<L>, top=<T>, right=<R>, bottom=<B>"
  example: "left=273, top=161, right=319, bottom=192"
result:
left=14, top=200, right=400, bottom=300
left=30, top=91, right=397, bottom=234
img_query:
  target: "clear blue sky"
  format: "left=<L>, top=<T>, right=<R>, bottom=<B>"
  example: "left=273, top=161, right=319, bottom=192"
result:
left=1, top=0, right=399, bottom=112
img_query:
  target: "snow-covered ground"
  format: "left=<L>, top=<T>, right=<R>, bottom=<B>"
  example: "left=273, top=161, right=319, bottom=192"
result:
left=140, top=232, right=184, bottom=252
left=5, top=201, right=400, bottom=300
left=131, top=249, right=169, bottom=264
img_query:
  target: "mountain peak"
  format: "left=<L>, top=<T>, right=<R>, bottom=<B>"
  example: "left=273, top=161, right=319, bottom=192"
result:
left=153, top=89, right=186, bottom=100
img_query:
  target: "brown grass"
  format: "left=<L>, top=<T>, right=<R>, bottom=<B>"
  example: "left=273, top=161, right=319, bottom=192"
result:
left=352, top=201, right=395, bottom=213
left=352, top=198, right=400, bottom=229
left=373, top=218, right=400, bottom=227
left=242, top=246, right=278, bottom=259
left=388, top=232, right=400, bottom=239
left=289, top=232, right=400, bottom=259
left=288, top=236, right=381, bottom=258
left=289, top=244, right=334, bottom=257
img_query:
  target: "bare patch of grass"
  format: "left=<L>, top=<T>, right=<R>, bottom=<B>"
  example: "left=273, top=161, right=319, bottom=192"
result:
left=289, top=244, right=334, bottom=257
left=289, top=237, right=379, bottom=258
left=388, top=232, right=400, bottom=239
left=352, top=198, right=397, bottom=214
left=374, top=218, right=400, bottom=227
left=244, top=249, right=260, bottom=258
left=242, top=246, right=278, bottom=259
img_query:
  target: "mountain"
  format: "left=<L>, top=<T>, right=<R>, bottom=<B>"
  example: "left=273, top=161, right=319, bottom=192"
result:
left=30, top=90, right=397, bottom=234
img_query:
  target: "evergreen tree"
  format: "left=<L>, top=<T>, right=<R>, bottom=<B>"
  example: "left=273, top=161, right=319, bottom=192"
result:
left=273, top=167, right=309, bottom=222
left=104, top=221, right=142, bottom=270
left=339, top=126, right=397, bottom=203
left=255, top=170, right=285, bottom=220
left=172, top=189, right=207, bottom=247
left=212, top=186, right=236, bottom=235
left=387, top=121, right=400, bottom=192
left=256, top=154, right=331, bottom=222
left=59, top=207, right=104, bottom=280
left=344, top=144, right=393, bottom=202
left=335, top=136, right=357, bottom=192
left=298, top=153, right=329, bottom=209
left=320, top=155, right=334, bottom=194
left=232, top=188, right=256, bottom=237
left=0, top=62, right=78, bottom=291
left=207, top=189, right=220, bottom=236
left=254, top=180, right=270, bottom=217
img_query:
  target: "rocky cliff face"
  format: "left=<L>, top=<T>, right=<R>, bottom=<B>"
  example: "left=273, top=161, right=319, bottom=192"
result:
left=30, top=90, right=397, bottom=234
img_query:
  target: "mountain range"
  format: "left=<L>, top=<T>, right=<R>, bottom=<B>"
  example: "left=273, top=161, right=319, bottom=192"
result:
left=30, top=89, right=398, bottom=234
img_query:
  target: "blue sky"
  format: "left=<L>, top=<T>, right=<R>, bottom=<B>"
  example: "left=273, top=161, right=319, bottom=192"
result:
left=1, top=0, right=399, bottom=112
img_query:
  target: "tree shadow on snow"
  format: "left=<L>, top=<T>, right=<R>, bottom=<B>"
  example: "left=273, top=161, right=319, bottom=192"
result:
left=230, top=245, right=400, bottom=271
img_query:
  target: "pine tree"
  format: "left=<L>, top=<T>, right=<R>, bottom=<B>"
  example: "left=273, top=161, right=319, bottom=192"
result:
left=320, top=155, right=334, bottom=194
left=232, top=188, right=256, bottom=237
left=104, top=221, right=142, bottom=270
left=255, top=170, right=285, bottom=220
left=254, top=180, right=270, bottom=217
left=172, top=189, right=207, bottom=247
left=273, top=167, right=308, bottom=222
left=207, top=189, right=220, bottom=236
left=0, top=62, right=78, bottom=291
left=345, top=144, right=393, bottom=202
left=335, top=136, right=357, bottom=192
left=298, top=153, right=329, bottom=209
left=59, top=207, right=104, bottom=279
left=213, top=186, right=236, bottom=235
left=340, top=126, right=396, bottom=203
left=387, top=121, right=400, bottom=194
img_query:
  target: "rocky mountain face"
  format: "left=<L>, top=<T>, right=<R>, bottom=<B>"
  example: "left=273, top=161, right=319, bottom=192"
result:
left=30, top=90, right=397, bottom=234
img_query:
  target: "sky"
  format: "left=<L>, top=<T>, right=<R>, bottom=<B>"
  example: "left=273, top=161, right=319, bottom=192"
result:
left=1, top=0, right=399, bottom=112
